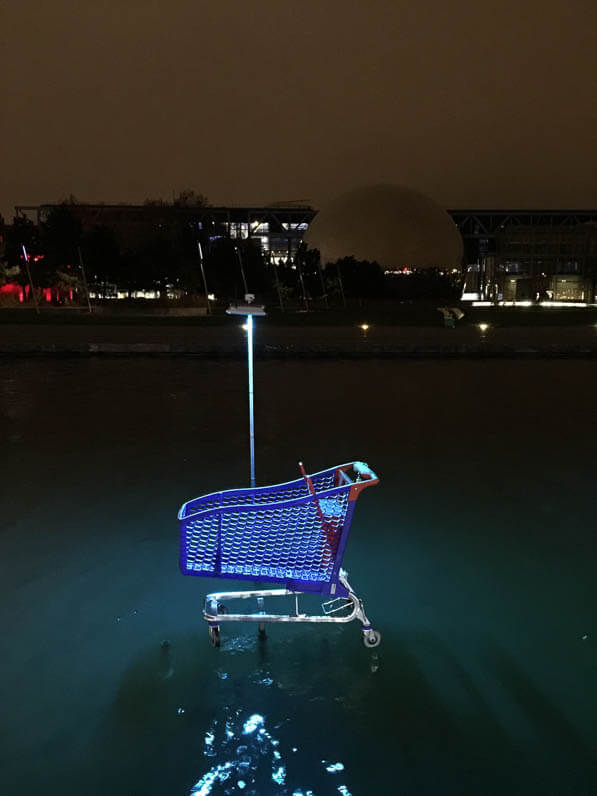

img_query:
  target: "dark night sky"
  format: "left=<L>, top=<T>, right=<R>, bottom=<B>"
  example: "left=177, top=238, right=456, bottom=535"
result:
left=2, top=0, right=596, bottom=218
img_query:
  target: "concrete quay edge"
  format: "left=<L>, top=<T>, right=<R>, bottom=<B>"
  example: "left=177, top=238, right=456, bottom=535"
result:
left=1, top=341, right=597, bottom=358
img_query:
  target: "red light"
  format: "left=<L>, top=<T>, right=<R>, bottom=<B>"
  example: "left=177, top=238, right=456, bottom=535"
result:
left=0, top=283, right=26, bottom=303
left=0, top=283, right=20, bottom=295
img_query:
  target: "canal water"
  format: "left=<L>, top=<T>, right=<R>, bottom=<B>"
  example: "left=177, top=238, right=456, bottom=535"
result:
left=1, top=357, right=595, bottom=795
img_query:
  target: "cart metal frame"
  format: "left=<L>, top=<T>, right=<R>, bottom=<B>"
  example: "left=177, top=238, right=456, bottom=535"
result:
left=178, top=461, right=381, bottom=647
left=204, top=567, right=380, bottom=647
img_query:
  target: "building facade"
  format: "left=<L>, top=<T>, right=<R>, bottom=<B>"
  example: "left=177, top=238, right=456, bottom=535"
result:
left=495, top=225, right=597, bottom=303
left=15, top=203, right=597, bottom=303
left=454, top=210, right=597, bottom=303
left=16, top=203, right=313, bottom=265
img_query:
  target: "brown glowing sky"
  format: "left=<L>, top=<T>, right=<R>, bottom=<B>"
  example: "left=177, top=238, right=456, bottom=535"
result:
left=3, top=0, right=596, bottom=219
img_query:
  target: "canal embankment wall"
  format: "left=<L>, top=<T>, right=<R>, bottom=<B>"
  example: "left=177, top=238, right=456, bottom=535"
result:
left=1, top=324, right=597, bottom=358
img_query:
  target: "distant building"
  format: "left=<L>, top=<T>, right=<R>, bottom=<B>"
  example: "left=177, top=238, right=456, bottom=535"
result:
left=14, top=203, right=597, bottom=303
left=454, top=210, right=597, bottom=303
left=15, top=202, right=313, bottom=265
left=495, top=225, right=597, bottom=303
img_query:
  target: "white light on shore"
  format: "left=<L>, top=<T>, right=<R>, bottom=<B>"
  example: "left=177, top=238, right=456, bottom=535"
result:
left=478, top=323, right=489, bottom=332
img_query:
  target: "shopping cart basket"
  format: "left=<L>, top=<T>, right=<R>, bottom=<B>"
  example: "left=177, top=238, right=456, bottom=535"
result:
left=178, top=461, right=381, bottom=647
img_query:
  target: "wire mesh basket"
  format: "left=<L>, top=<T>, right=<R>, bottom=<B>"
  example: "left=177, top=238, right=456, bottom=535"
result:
left=179, top=462, right=378, bottom=595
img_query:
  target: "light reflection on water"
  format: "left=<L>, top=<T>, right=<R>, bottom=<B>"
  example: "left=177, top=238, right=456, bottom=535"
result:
left=188, top=629, right=364, bottom=795
left=191, top=706, right=352, bottom=796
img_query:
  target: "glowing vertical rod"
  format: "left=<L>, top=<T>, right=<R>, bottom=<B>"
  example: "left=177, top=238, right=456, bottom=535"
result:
left=247, top=313, right=256, bottom=488
left=227, top=300, right=264, bottom=486
left=197, top=241, right=211, bottom=315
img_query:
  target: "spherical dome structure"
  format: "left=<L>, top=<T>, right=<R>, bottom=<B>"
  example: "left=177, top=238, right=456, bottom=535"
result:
left=304, top=184, right=463, bottom=269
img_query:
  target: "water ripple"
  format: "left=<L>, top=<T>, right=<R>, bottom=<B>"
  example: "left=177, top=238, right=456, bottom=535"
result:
left=190, top=709, right=351, bottom=795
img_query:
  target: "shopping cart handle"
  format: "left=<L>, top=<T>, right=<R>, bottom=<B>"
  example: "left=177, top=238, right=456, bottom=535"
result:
left=353, top=461, right=377, bottom=480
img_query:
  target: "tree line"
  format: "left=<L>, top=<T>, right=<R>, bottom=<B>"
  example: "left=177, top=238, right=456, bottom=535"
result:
left=0, top=200, right=461, bottom=307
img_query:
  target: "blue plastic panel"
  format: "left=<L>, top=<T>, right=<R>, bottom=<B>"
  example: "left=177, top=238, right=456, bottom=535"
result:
left=179, top=464, right=366, bottom=593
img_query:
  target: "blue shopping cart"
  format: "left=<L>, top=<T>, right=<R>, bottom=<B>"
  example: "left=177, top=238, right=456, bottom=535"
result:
left=178, top=461, right=381, bottom=647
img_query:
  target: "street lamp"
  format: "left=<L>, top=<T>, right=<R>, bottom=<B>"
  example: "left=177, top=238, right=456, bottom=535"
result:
left=227, top=294, right=266, bottom=488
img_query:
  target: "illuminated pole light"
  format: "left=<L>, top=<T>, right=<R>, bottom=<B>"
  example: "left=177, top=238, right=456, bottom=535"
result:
left=247, top=314, right=255, bottom=487
left=478, top=323, right=489, bottom=332
left=227, top=295, right=266, bottom=488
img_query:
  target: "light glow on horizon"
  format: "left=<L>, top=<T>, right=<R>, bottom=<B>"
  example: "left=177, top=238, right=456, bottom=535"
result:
left=470, top=300, right=595, bottom=308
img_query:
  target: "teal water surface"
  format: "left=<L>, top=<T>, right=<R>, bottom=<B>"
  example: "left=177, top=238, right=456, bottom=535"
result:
left=1, top=358, right=595, bottom=795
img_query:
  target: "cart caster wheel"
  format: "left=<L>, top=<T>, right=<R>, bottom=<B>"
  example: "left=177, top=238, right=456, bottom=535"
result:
left=362, top=630, right=381, bottom=648
left=208, top=626, right=221, bottom=647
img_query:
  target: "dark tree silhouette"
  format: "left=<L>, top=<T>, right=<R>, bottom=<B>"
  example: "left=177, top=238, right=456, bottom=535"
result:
left=41, top=204, right=82, bottom=282
left=172, top=189, right=209, bottom=207
left=332, top=256, right=385, bottom=299
left=81, top=225, right=121, bottom=288
left=385, top=268, right=461, bottom=300
left=4, top=215, right=40, bottom=285
left=204, top=237, right=266, bottom=301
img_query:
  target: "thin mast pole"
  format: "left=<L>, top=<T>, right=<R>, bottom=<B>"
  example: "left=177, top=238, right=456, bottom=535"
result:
left=227, top=299, right=264, bottom=488
left=270, top=252, right=285, bottom=313
left=336, top=260, right=346, bottom=308
left=318, top=260, right=328, bottom=308
left=236, top=247, right=248, bottom=295
left=197, top=241, right=211, bottom=314
left=22, top=245, right=39, bottom=314
left=247, top=314, right=256, bottom=488
left=296, top=257, right=309, bottom=311
left=77, top=246, right=93, bottom=313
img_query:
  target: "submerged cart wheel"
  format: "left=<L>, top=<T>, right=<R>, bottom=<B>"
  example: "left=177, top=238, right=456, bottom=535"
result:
left=362, top=630, right=381, bottom=648
left=208, top=626, right=221, bottom=647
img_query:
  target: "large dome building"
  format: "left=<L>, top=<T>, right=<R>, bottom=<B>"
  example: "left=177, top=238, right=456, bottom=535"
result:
left=304, top=184, right=463, bottom=270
